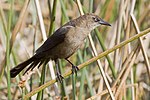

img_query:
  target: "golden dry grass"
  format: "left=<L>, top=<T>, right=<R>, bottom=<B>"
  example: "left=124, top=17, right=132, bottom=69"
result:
left=0, top=0, right=150, bottom=100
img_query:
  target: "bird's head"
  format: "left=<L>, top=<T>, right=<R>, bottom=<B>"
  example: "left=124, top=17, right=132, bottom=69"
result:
left=81, top=13, right=111, bottom=31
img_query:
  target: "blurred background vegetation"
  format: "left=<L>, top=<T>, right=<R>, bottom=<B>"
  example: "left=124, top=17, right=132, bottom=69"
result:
left=0, top=0, right=150, bottom=100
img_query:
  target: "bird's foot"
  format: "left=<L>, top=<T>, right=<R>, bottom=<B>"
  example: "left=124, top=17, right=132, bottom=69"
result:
left=71, top=65, right=79, bottom=76
left=56, top=72, right=64, bottom=83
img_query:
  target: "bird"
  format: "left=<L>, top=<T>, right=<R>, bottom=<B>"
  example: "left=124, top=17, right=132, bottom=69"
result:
left=10, top=13, right=111, bottom=82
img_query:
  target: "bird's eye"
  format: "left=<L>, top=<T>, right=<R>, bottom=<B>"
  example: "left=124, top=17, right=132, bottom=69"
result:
left=92, top=17, right=99, bottom=22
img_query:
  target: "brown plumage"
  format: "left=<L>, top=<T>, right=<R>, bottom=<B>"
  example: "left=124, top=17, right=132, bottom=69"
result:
left=10, top=13, right=111, bottom=82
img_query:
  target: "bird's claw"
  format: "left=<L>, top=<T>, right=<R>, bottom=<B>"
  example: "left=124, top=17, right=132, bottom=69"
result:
left=72, top=65, right=79, bottom=76
left=56, top=72, right=64, bottom=83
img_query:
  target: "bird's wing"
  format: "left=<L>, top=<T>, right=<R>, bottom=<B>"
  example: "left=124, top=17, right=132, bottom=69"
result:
left=35, top=25, right=74, bottom=54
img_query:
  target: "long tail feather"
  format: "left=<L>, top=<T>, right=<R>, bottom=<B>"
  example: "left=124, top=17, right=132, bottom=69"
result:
left=10, top=56, right=36, bottom=78
left=23, top=60, right=40, bottom=75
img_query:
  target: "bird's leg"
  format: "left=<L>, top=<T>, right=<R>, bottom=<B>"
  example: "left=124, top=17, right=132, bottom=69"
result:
left=55, top=59, right=64, bottom=83
left=65, top=59, right=79, bottom=75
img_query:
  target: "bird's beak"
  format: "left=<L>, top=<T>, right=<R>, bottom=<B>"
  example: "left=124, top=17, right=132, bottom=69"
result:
left=99, top=19, right=111, bottom=26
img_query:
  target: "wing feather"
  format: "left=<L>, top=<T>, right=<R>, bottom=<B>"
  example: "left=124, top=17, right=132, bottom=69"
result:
left=36, top=25, right=74, bottom=54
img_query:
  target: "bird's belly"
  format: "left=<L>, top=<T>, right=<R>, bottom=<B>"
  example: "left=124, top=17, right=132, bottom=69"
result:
left=50, top=40, right=83, bottom=59
left=47, top=30, right=88, bottom=60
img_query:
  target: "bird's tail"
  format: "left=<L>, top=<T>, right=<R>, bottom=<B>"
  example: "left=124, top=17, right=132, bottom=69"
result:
left=10, top=55, right=42, bottom=78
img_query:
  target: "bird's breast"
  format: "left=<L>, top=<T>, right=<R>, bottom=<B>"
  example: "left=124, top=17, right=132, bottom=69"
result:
left=49, top=28, right=89, bottom=59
